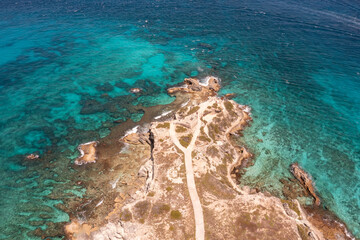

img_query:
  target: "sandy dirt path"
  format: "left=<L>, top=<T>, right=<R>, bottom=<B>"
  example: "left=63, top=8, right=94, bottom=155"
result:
left=169, top=105, right=206, bottom=240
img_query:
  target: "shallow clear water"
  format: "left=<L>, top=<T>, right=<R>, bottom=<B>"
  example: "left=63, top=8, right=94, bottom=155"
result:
left=0, top=0, right=359, bottom=238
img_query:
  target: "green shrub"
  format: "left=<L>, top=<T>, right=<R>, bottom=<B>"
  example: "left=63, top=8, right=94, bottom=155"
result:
left=157, top=122, right=170, bottom=129
left=186, top=106, right=200, bottom=116
left=120, top=209, right=132, bottom=221
left=199, top=136, right=211, bottom=142
left=179, top=134, right=193, bottom=148
left=175, top=126, right=187, bottom=133
left=170, top=210, right=182, bottom=220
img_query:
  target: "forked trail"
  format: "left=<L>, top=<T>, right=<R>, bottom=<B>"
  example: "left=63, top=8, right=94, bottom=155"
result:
left=169, top=104, right=206, bottom=240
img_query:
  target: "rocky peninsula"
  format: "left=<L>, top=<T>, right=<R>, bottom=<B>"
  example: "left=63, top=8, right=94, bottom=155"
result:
left=63, top=77, right=354, bottom=240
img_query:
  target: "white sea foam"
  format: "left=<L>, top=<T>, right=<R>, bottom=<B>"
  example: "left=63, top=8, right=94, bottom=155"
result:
left=199, top=76, right=220, bottom=86
left=124, top=125, right=139, bottom=136
left=119, top=142, right=130, bottom=153
left=154, top=110, right=172, bottom=120
left=95, top=199, right=104, bottom=207
left=181, top=99, right=190, bottom=108
left=239, top=105, right=252, bottom=114
left=110, top=176, right=121, bottom=189
left=336, top=221, right=356, bottom=240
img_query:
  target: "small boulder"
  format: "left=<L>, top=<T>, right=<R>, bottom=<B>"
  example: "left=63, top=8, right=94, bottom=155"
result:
left=26, top=153, right=39, bottom=160
left=130, top=88, right=141, bottom=93
left=224, top=93, right=236, bottom=99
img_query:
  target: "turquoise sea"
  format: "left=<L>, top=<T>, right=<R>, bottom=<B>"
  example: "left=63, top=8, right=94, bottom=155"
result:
left=0, top=0, right=359, bottom=238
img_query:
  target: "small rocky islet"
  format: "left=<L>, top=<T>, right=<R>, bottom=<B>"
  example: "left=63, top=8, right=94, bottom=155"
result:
left=35, top=77, right=354, bottom=240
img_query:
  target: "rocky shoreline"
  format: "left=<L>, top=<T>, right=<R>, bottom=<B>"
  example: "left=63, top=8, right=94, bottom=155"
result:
left=34, top=77, right=355, bottom=240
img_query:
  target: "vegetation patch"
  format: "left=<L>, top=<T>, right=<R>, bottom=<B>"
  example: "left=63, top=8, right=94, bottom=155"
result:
left=216, top=165, right=228, bottom=177
left=206, top=146, right=220, bottom=158
left=166, top=186, right=173, bottom=192
left=224, top=100, right=237, bottom=117
left=203, top=110, right=211, bottom=116
left=201, top=173, right=234, bottom=199
left=186, top=106, right=200, bottom=116
left=223, top=153, right=233, bottom=164
left=170, top=210, right=182, bottom=220
left=157, top=122, right=170, bottom=129
left=179, top=134, right=193, bottom=148
left=224, top=101, right=234, bottom=111
left=281, top=199, right=301, bottom=217
left=133, top=200, right=151, bottom=220
left=177, top=107, right=188, bottom=116
left=201, top=118, right=208, bottom=124
left=147, top=191, right=155, bottom=197
left=200, top=126, right=208, bottom=136
left=208, top=124, right=220, bottom=141
left=199, top=135, right=211, bottom=142
left=175, top=125, right=187, bottom=133
left=297, top=224, right=310, bottom=240
left=120, top=208, right=132, bottom=221
left=174, top=145, right=184, bottom=155
left=151, top=202, right=171, bottom=216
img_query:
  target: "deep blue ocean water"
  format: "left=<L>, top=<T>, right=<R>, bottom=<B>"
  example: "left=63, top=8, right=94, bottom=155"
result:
left=0, top=0, right=359, bottom=238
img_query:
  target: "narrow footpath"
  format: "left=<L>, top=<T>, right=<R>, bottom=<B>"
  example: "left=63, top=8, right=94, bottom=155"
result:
left=169, top=105, right=206, bottom=240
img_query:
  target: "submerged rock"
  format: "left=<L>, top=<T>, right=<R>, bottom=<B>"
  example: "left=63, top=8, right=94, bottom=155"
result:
left=130, top=88, right=141, bottom=93
left=25, top=153, right=40, bottom=160
left=290, top=162, right=321, bottom=206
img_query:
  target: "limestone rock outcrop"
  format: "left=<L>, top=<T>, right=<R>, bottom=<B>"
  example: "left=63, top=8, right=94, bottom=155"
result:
left=290, top=162, right=321, bottom=206
left=207, top=76, right=220, bottom=92
left=74, top=141, right=98, bottom=165
left=64, top=77, right=353, bottom=240
left=121, top=132, right=151, bottom=145
left=167, top=76, right=220, bottom=95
